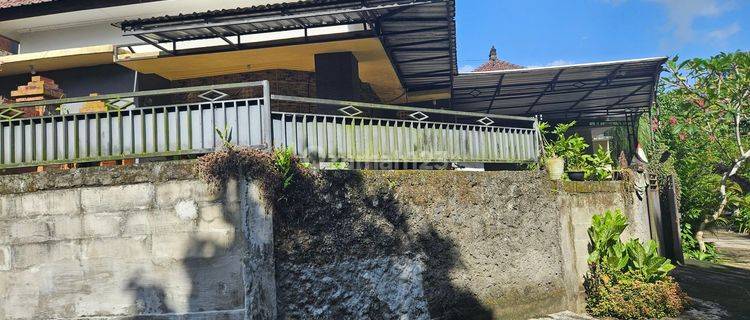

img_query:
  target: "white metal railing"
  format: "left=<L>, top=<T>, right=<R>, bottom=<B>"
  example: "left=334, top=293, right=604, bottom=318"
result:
left=0, top=81, right=539, bottom=169
left=272, top=113, right=537, bottom=163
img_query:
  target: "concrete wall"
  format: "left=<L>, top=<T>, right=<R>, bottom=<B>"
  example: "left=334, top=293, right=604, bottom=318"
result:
left=0, top=162, right=650, bottom=319
left=272, top=171, right=651, bottom=319
left=555, top=181, right=651, bottom=312
left=0, top=162, right=262, bottom=319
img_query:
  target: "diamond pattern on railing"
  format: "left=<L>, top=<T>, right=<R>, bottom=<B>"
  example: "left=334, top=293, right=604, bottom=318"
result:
left=409, top=111, right=429, bottom=121
left=339, top=105, right=363, bottom=117
left=0, top=107, right=23, bottom=120
left=477, top=117, right=495, bottom=126
left=469, top=89, right=482, bottom=97
left=105, top=99, right=134, bottom=111
left=198, top=89, right=229, bottom=102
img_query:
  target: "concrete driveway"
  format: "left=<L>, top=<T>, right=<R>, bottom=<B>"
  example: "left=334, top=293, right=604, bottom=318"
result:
left=672, top=231, right=750, bottom=320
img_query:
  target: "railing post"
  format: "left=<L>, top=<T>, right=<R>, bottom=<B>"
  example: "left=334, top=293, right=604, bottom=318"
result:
left=533, top=116, right=542, bottom=162
left=261, top=80, right=273, bottom=150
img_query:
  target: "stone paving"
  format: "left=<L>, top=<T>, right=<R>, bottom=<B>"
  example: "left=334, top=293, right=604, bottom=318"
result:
left=530, top=311, right=596, bottom=320
left=672, top=230, right=750, bottom=320
left=706, top=230, right=750, bottom=269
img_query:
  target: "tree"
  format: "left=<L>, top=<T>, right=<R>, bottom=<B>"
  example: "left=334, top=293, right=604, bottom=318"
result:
left=660, top=51, right=750, bottom=253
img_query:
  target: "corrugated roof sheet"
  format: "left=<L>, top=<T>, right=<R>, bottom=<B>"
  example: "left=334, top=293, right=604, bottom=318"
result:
left=117, top=0, right=457, bottom=94
left=0, top=0, right=55, bottom=9
left=451, top=57, right=667, bottom=122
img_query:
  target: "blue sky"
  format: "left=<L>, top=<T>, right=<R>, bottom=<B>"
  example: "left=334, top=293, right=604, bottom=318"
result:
left=456, top=0, right=750, bottom=72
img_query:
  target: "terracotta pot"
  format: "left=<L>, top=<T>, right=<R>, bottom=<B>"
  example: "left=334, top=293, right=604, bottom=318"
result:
left=546, top=157, right=565, bottom=180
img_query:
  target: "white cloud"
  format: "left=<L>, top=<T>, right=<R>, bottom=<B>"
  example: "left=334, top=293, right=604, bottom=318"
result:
left=650, top=0, right=725, bottom=43
left=708, top=22, right=741, bottom=41
left=603, top=0, right=736, bottom=46
left=527, top=60, right=575, bottom=68
left=544, top=59, right=574, bottom=67
left=458, top=65, right=476, bottom=73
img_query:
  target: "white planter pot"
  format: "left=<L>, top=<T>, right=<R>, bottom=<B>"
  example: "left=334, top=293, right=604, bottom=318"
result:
left=546, top=157, right=565, bottom=180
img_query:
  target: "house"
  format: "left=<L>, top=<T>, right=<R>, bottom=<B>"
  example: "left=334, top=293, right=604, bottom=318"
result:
left=0, top=0, right=664, bottom=170
left=0, top=3, right=676, bottom=319
left=0, top=0, right=454, bottom=103
left=473, top=46, right=524, bottom=72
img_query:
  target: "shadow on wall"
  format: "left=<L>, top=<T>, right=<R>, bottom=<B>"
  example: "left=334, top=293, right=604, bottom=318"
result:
left=127, top=271, right=174, bottom=314
left=273, top=170, right=494, bottom=319
left=125, top=183, right=243, bottom=317
left=121, top=170, right=493, bottom=319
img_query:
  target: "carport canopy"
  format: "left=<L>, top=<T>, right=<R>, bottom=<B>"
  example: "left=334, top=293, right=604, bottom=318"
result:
left=450, top=57, right=667, bottom=123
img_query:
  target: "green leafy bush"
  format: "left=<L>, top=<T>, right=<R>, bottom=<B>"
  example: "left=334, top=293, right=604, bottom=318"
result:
left=586, top=269, right=687, bottom=320
left=542, top=121, right=589, bottom=164
left=585, top=148, right=614, bottom=181
left=651, top=52, right=750, bottom=257
left=214, top=124, right=234, bottom=149
left=273, top=148, right=296, bottom=189
left=538, top=121, right=613, bottom=180
left=585, top=210, right=687, bottom=319
left=587, top=210, right=675, bottom=281
left=728, top=192, right=750, bottom=234
left=680, top=222, right=719, bottom=261
left=733, top=209, right=750, bottom=234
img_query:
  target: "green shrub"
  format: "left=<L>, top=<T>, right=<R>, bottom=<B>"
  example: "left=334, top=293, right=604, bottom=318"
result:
left=542, top=121, right=589, bottom=165
left=733, top=208, right=750, bottom=234
left=585, top=210, right=687, bottom=319
left=585, top=268, right=687, bottom=319
left=538, top=121, right=613, bottom=180
left=585, top=148, right=614, bottom=181
left=273, top=148, right=296, bottom=189
left=214, top=124, right=234, bottom=149
left=680, top=222, right=719, bottom=261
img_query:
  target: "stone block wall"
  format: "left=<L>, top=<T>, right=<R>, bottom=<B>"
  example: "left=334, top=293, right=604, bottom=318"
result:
left=0, top=161, right=651, bottom=320
left=0, top=163, right=249, bottom=319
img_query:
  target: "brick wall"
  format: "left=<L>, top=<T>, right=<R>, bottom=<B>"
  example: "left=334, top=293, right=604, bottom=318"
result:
left=0, top=35, right=18, bottom=56
left=172, top=69, right=382, bottom=113
left=173, top=70, right=317, bottom=113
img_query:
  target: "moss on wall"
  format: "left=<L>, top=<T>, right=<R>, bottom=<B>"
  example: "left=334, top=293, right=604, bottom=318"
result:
left=0, top=158, right=643, bottom=320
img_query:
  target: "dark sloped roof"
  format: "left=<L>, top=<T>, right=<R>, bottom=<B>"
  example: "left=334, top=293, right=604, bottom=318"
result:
left=0, top=0, right=55, bottom=9
left=452, top=57, right=667, bottom=122
left=118, top=0, right=457, bottom=94
left=119, top=0, right=317, bottom=28
left=0, top=0, right=163, bottom=20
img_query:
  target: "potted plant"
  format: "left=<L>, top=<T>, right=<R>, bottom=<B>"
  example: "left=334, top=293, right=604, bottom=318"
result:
left=559, top=127, right=589, bottom=181
left=539, top=121, right=589, bottom=180
left=585, top=148, right=614, bottom=181
left=545, top=156, right=565, bottom=180
left=539, top=123, right=564, bottom=180
left=566, top=154, right=589, bottom=181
